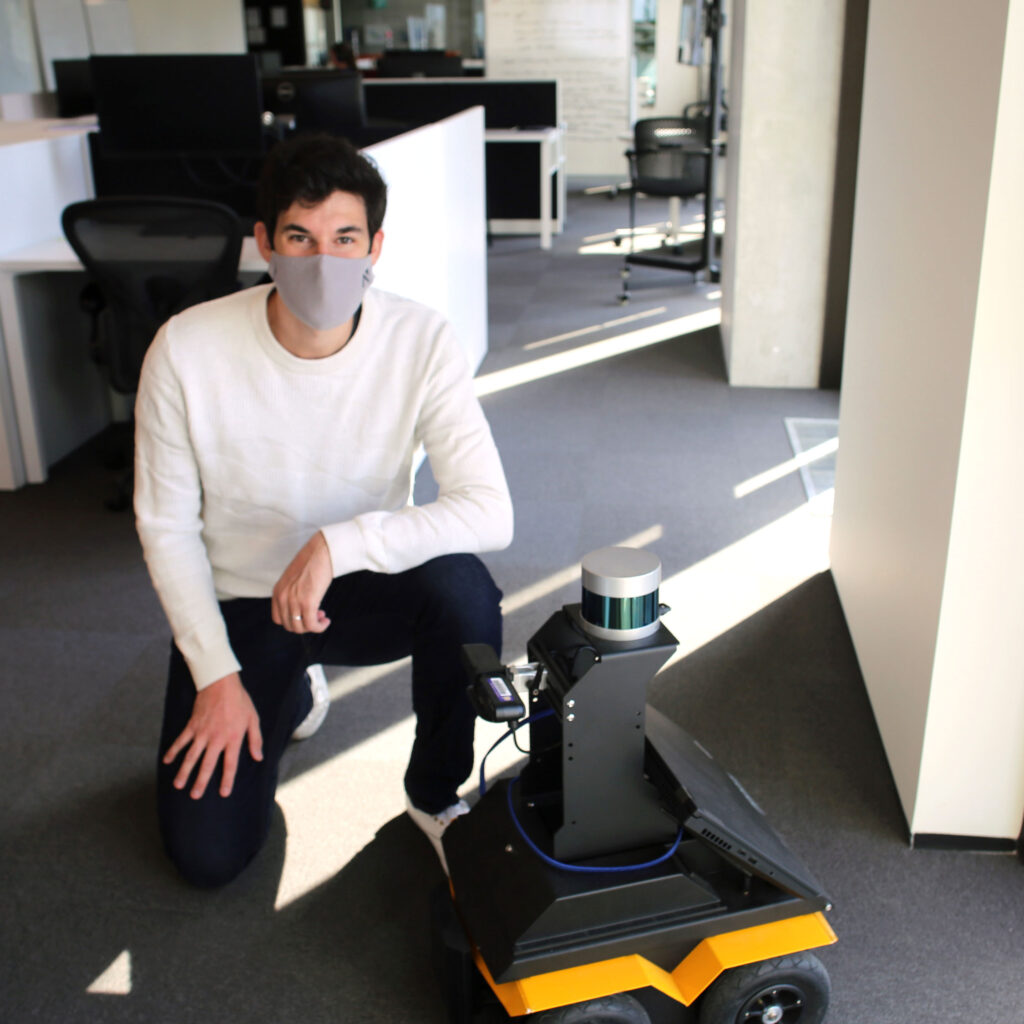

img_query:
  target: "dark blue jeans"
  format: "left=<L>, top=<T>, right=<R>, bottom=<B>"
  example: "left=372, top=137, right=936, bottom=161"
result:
left=156, top=553, right=502, bottom=887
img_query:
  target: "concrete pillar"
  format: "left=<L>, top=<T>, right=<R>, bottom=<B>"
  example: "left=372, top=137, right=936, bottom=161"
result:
left=831, top=0, right=1024, bottom=843
left=719, top=0, right=847, bottom=387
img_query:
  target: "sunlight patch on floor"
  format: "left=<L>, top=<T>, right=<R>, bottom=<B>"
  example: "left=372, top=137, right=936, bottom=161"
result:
left=579, top=220, right=675, bottom=245
left=86, top=950, right=132, bottom=995
left=274, top=714, right=416, bottom=910
left=733, top=437, right=839, bottom=499
left=504, top=525, right=664, bottom=616
left=474, top=309, right=721, bottom=398
left=578, top=216, right=725, bottom=256
left=321, top=658, right=409, bottom=702
left=523, top=306, right=667, bottom=352
left=659, top=501, right=832, bottom=667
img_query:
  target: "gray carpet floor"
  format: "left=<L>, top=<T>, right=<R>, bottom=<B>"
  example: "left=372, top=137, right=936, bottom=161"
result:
left=1, top=188, right=1021, bottom=1023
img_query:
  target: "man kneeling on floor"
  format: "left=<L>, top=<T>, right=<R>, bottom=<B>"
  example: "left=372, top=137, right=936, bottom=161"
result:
left=134, top=133, right=513, bottom=887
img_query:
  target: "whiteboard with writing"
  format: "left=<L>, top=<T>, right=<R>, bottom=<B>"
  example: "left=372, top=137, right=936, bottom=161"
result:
left=485, top=0, right=631, bottom=176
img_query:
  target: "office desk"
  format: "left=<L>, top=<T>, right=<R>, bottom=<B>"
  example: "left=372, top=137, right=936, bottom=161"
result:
left=0, top=118, right=95, bottom=489
left=484, top=126, right=566, bottom=249
left=0, top=238, right=267, bottom=488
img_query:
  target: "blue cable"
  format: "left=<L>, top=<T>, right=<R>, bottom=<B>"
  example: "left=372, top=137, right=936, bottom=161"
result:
left=505, top=777, right=683, bottom=874
left=477, top=705, right=683, bottom=874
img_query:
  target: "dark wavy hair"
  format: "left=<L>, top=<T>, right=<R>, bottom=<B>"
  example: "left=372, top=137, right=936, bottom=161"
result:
left=256, top=133, right=388, bottom=241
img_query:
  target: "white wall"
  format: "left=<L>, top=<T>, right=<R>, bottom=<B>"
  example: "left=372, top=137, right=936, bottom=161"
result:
left=831, top=0, right=1024, bottom=840
left=122, top=0, right=244, bottom=53
left=913, top=0, right=1024, bottom=838
left=2, top=0, right=245, bottom=116
left=0, top=0, right=44, bottom=93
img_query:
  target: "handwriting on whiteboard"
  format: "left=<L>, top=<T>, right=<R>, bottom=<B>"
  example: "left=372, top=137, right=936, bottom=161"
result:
left=485, top=0, right=631, bottom=143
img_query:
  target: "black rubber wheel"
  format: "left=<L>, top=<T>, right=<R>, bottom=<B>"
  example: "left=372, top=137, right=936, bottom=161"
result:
left=697, top=954, right=830, bottom=1024
left=526, top=992, right=650, bottom=1024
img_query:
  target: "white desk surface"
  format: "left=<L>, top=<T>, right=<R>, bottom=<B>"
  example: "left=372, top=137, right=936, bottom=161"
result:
left=0, top=116, right=97, bottom=149
left=484, top=127, right=562, bottom=142
left=0, top=235, right=268, bottom=274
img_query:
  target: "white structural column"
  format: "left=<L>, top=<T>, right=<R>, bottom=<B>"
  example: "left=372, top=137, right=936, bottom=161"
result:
left=719, top=0, right=846, bottom=387
left=831, top=0, right=1024, bottom=842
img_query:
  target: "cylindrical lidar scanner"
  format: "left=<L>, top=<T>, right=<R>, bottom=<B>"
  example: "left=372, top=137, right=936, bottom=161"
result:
left=580, top=546, right=661, bottom=641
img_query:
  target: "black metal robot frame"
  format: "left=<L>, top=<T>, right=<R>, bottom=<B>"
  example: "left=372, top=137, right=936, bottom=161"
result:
left=447, top=601, right=833, bottom=993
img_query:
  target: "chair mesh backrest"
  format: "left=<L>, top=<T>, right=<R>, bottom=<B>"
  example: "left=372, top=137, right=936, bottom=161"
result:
left=632, top=117, right=708, bottom=198
left=62, top=197, right=242, bottom=393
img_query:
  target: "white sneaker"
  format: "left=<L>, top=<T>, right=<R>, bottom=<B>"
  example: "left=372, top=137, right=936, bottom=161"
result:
left=291, top=664, right=330, bottom=740
left=406, top=795, right=470, bottom=874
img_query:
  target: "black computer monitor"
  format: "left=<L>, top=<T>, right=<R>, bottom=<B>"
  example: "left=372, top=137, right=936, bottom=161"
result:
left=363, top=79, right=558, bottom=130
left=53, top=59, right=95, bottom=118
left=261, top=69, right=367, bottom=133
left=90, top=54, right=264, bottom=156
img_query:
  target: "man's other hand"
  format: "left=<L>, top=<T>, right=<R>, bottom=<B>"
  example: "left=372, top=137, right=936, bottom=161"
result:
left=162, top=673, right=263, bottom=799
left=271, top=530, right=333, bottom=634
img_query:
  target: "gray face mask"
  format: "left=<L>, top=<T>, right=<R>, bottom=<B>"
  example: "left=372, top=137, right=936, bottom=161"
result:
left=268, top=252, right=375, bottom=331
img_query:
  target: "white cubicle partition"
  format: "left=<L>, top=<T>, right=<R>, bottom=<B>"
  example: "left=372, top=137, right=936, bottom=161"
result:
left=364, top=106, right=488, bottom=371
left=0, top=107, right=489, bottom=489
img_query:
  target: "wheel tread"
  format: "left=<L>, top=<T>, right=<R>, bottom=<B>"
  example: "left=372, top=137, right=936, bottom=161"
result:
left=696, top=952, right=830, bottom=1024
left=529, top=992, right=650, bottom=1024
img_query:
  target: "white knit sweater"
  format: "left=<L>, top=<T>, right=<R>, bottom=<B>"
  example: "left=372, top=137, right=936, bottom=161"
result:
left=134, top=284, right=513, bottom=689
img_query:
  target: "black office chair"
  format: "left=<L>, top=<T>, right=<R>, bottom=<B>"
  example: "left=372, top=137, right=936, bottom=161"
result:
left=682, top=97, right=728, bottom=135
left=619, top=117, right=709, bottom=301
left=61, top=196, right=243, bottom=507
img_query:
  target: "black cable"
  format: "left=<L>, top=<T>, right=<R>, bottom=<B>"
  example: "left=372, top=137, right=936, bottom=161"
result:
left=478, top=708, right=554, bottom=796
